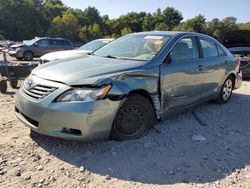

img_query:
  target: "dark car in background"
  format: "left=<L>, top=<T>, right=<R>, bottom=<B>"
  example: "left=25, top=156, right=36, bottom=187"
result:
left=8, top=37, right=74, bottom=61
left=223, top=30, right=250, bottom=79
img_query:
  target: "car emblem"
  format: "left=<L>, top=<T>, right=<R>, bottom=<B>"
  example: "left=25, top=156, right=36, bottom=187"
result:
left=24, top=79, right=36, bottom=90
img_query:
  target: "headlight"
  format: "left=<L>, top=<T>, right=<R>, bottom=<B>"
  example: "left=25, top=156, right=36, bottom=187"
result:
left=15, top=48, right=22, bottom=52
left=56, top=85, right=112, bottom=102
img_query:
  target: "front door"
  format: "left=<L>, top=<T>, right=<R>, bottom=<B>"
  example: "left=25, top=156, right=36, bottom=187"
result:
left=160, top=36, right=204, bottom=113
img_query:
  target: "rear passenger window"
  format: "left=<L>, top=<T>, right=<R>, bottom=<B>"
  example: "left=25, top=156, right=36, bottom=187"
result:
left=169, top=37, right=199, bottom=62
left=199, top=38, right=218, bottom=58
left=37, top=39, right=48, bottom=47
left=49, top=39, right=58, bottom=46
left=63, top=40, right=71, bottom=46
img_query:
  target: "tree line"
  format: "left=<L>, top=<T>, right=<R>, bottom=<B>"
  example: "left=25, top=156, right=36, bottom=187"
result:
left=0, top=0, right=249, bottom=43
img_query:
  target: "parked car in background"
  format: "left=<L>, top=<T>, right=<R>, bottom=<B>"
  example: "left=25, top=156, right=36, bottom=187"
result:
left=9, top=37, right=74, bottom=61
left=39, top=38, right=114, bottom=64
left=15, top=31, right=242, bottom=142
left=223, top=30, right=250, bottom=79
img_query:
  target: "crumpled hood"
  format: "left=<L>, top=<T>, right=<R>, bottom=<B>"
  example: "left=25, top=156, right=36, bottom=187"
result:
left=10, top=43, right=25, bottom=49
left=33, top=55, right=146, bottom=85
left=41, top=49, right=91, bottom=61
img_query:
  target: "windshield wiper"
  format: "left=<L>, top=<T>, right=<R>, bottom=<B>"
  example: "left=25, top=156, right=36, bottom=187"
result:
left=87, top=52, right=95, bottom=55
left=105, top=55, right=118, bottom=59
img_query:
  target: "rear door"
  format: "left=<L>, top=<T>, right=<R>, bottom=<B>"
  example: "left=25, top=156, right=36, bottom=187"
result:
left=160, top=36, right=204, bottom=112
left=197, top=37, right=228, bottom=99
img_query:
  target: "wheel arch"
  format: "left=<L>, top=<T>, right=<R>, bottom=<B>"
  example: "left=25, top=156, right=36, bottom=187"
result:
left=24, top=50, right=34, bottom=57
left=127, top=89, right=157, bottom=119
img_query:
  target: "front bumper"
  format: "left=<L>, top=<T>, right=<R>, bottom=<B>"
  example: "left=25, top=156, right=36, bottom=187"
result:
left=15, top=76, right=121, bottom=141
left=8, top=50, right=23, bottom=58
left=234, top=71, right=242, bottom=89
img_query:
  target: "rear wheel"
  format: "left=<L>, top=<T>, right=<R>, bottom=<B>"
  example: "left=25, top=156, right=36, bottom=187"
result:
left=0, top=80, right=7, bottom=93
left=215, top=76, right=234, bottom=104
left=23, top=51, right=34, bottom=61
left=111, top=94, right=155, bottom=141
left=10, top=79, right=18, bottom=88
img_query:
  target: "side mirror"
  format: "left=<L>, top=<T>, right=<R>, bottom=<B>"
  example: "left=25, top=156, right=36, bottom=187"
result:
left=33, top=43, right=39, bottom=47
left=165, top=54, right=172, bottom=64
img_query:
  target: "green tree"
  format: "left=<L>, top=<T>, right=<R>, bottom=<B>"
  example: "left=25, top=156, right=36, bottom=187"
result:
left=48, top=10, right=79, bottom=41
left=174, top=14, right=206, bottom=33
left=43, top=0, right=67, bottom=20
left=142, top=13, right=155, bottom=31
left=0, top=0, right=49, bottom=40
left=162, top=7, right=183, bottom=30
left=238, top=22, right=250, bottom=30
left=121, top=27, right=132, bottom=35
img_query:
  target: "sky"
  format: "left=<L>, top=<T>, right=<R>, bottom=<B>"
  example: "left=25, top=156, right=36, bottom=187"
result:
left=62, top=0, right=250, bottom=23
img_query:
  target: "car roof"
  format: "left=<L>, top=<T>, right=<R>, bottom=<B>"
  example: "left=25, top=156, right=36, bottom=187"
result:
left=129, top=31, right=212, bottom=39
left=34, top=37, right=71, bottom=41
left=94, top=38, right=115, bottom=42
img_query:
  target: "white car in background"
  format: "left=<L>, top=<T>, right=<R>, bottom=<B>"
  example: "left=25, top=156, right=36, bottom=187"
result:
left=39, top=38, right=114, bottom=64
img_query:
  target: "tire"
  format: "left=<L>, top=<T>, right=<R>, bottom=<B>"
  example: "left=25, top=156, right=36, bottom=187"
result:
left=29, top=129, right=40, bottom=139
left=10, top=79, right=18, bottom=88
left=0, top=80, right=7, bottom=93
left=111, top=94, right=155, bottom=141
left=23, top=51, right=34, bottom=61
left=16, top=57, right=23, bottom=61
left=215, top=75, right=234, bottom=104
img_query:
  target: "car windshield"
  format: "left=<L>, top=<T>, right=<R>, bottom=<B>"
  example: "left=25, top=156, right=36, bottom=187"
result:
left=24, top=38, right=40, bottom=46
left=94, top=34, right=170, bottom=61
left=79, top=40, right=111, bottom=51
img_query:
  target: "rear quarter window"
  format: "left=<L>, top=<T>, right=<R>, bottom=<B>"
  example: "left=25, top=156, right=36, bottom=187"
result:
left=217, top=45, right=227, bottom=56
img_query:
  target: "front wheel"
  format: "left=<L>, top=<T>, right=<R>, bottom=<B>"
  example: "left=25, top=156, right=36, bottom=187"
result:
left=111, top=94, right=155, bottom=141
left=215, top=76, right=234, bottom=104
left=23, top=51, right=34, bottom=61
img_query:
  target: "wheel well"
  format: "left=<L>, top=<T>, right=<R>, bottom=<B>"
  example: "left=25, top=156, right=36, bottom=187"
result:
left=24, top=51, right=34, bottom=56
left=128, top=89, right=156, bottom=118
left=228, top=73, right=236, bottom=87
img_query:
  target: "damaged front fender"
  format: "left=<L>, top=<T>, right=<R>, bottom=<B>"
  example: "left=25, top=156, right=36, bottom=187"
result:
left=96, top=68, right=162, bottom=119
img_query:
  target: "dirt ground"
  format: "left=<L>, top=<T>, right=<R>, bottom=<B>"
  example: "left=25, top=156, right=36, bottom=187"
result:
left=1, top=55, right=250, bottom=188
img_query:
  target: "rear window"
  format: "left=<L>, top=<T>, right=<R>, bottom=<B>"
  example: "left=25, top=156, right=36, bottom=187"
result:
left=199, top=38, right=218, bottom=58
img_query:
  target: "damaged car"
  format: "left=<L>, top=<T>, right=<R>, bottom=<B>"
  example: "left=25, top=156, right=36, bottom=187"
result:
left=15, top=31, right=242, bottom=141
left=223, top=30, right=250, bottom=79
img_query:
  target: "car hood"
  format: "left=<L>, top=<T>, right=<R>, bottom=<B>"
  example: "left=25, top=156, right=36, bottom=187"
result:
left=41, top=50, right=92, bottom=61
left=223, top=30, right=250, bottom=48
left=33, top=55, right=146, bottom=85
left=10, top=43, right=25, bottom=49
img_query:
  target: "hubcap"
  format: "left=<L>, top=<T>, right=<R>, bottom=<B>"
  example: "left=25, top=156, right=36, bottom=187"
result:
left=222, top=79, right=232, bottom=101
left=115, top=105, right=146, bottom=138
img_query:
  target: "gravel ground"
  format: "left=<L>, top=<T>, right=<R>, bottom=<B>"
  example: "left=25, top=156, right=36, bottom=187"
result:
left=1, top=55, right=250, bottom=187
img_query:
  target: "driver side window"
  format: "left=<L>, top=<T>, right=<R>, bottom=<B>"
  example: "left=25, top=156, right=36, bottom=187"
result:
left=168, top=37, right=199, bottom=63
